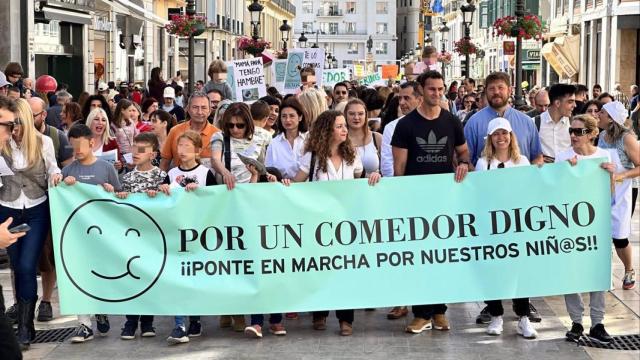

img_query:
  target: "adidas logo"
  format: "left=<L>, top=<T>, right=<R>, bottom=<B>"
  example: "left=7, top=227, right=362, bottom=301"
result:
left=416, top=131, right=448, bottom=154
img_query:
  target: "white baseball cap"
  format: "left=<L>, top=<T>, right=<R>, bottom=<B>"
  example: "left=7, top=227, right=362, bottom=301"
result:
left=602, top=101, right=627, bottom=126
left=487, top=117, right=513, bottom=135
left=163, top=86, right=175, bottom=99
left=97, top=82, right=109, bottom=92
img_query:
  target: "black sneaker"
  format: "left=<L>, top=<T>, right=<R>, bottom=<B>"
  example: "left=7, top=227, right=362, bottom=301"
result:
left=95, top=314, right=110, bottom=335
left=565, top=322, right=584, bottom=343
left=588, top=324, right=613, bottom=345
left=70, top=324, right=94, bottom=343
left=528, top=303, right=542, bottom=323
left=188, top=320, right=202, bottom=337
left=37, top=301, right=53, bottom=322
left=475, top=306, right=491, bottom=324
left=140, top=323, right=156, bottom=337
left=167, top=326, right=189, bottom=345
left=120, top=321, right=137, bottom=340
left=5, top=303, right=17, bottom=324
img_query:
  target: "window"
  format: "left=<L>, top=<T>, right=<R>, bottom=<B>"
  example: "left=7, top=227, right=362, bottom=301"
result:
left=375, top=42, right=388, bottom=55
left=345, top=22, right=357, bottom=34
left=320, top=1, right=339, bottom=15
left=376, top=1, right=388, bottom=14
left=376, top=23, right=388, bottom=34
left=302, top=22, right=314, bottom=33
left=302, top=0, right=313, bottom=14
left=319, top=22, right=339, bottom=34
left=346, top=1, right=356, bottom=13
left=347, top=43, right=359, bottom=54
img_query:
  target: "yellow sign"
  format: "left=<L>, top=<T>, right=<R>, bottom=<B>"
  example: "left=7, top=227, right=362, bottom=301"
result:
left=354, top=64, right=364, bottom=77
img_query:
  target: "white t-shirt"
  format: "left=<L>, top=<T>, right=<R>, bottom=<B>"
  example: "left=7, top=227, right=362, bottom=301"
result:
left=554, top=147, right=611, bottom=163
left=298, top=151, right=363, bottom=181
left=475, top=156, right=530, bottom=171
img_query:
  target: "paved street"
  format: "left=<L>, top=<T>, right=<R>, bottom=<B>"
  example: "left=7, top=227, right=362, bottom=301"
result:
left=1, top=203, right=637, bottom=360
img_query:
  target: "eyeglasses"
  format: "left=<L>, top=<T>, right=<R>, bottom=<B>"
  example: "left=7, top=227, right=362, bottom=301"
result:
left=0, top=121, right=16, bottom=131
left=568, top=127, right=590, bottom=136
left=33, top=111, right=44, bottom=118
left=226, top=122, right=246, bottom=130
left=14, top=118, right=23, bottom=125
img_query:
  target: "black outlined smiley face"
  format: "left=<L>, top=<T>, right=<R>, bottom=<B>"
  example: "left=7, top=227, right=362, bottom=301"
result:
left=60, top=199, right=167, bottom=302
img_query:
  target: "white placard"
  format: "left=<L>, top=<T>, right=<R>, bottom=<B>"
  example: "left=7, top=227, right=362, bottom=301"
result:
left=323, top=68, right=351, bottom=87
left=231, top=58, right=267, bottom=102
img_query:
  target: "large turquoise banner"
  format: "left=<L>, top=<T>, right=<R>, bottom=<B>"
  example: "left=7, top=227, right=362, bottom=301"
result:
left=51, top=159, right=612, bottom=315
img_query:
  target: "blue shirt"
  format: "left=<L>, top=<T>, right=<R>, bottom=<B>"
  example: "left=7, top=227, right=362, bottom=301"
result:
left=464, top=106, right=542, bottom=164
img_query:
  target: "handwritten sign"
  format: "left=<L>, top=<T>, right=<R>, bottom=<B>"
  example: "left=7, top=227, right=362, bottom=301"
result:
left=283, top=48, right=326, bottom=94
left=231, top=58, right=267, bottom=102
left=323, top=69, right=350, bottom=87
left=359, top=71, right=386, bottom=87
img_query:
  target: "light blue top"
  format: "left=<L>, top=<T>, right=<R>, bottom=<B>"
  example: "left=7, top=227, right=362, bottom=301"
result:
left=464, top=106, right=543, bottom=164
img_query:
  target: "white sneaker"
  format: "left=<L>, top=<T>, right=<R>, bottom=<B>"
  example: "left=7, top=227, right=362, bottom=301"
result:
left=486, top=316, right=503, bottom=335
left=517, top=316, right=537, bottom=339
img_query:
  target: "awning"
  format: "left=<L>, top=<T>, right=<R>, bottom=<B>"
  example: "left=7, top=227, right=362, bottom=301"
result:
left=260, top=51, right=275, bottom=66
left=113, top=0, right=167, bottom=26
left=541, top=35, right=580, bottom=79
left=38, top=6, right=93, bottom=25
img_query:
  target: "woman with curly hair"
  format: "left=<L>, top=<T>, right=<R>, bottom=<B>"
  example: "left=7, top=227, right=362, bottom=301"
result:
left=282, top=110, right=380, bottom=337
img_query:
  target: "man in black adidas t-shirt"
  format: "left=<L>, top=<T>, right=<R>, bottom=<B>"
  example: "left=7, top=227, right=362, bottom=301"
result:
left=391, top=70, right=471, bottom=334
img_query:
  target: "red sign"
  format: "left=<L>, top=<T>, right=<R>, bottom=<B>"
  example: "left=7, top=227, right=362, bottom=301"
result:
left=503, top=41, right=515, bottom=55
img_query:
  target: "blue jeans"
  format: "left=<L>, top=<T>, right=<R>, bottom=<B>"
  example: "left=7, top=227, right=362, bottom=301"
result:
left=174, top=316, right=200, bottom=328
left=250, top=313, right=283, bottom=327
left=1, top=201, right=50, bottom=302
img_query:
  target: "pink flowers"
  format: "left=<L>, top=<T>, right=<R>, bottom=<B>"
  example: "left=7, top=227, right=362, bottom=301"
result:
left=454, top=39, right=477, bottom=55
left=492, top=15, right=544, bottom=40
left=165, top=14, right=207, bottom=37
left=237, top=37, right=272, bottom=56
left=437, top=52, right=452, bottom=64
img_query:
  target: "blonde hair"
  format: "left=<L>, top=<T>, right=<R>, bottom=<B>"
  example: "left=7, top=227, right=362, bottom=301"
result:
left=298, top=88, right=327, bottom=124
left=571, top=114, right=600, bottom=141
left=0, top=99, right=44, bottom=168
left=345, top=98, right=371, bottom=140
left=86, top=107, right=112, bottom=146
left=480, top=131, right=522, bottom=164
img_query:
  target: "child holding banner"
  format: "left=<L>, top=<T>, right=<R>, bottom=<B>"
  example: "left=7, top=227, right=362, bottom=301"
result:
left=61, top=124, right=121, bottom=343
left=282, top=110, right=380, bottom=336
left=115, top=132, right=167, bottom=341
left=474, top=117, right=536, bottom=339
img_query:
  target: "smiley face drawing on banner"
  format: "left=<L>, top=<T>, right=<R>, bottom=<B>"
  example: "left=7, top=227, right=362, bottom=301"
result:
left=59, top=199, right=167, bottom=302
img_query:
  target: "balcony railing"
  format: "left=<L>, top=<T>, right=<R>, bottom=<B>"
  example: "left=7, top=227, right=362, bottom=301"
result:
left=295, top=29, right=368, bottom=36
left=317, top=9, right=343, bottom=16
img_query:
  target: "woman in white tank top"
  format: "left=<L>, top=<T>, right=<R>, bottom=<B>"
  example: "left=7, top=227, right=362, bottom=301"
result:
left=345, top=99, right=382, bottom=177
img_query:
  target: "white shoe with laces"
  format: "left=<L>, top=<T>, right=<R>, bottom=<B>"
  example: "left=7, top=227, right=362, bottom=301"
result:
left=517, top=316, right=537, bottom=339
left=486, top=316, right=503, bottom=335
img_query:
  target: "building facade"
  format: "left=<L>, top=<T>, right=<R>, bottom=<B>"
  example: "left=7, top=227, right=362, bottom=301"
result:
left=293, top=0, right=398, bottom=69
left=397, top=0, right=422, bottom=57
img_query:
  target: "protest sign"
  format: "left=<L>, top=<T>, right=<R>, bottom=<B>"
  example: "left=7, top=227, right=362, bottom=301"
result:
left=283, top=48, right=326, bottom=94
left=272, top=59, right=287, bottom=92
left=96, top=149, right=117, bottom=165
left=359, top=71, right=386, bottom=87
left=51, top=160, right=611, bottom=315
left=323, top=69, right=350, bottom=87
left=353, top=63, right=364, bottom=78
left=231, top=58, right=266, bottom=102
left=381, top=64, right=399, bottom=79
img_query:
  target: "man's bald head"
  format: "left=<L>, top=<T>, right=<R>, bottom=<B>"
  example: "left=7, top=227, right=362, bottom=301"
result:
left=28, top=97, right=47, bottom=131
left=534, top=90, right=550, bottom=114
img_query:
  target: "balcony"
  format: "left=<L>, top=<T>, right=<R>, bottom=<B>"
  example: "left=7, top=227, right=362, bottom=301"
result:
left=317, top=9, right=343, bottom=16
left=295, top=29, right=368, bottom=36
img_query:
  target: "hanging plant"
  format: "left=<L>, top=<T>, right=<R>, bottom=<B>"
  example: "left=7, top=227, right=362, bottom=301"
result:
left=274, top=49, right=288, bottom=60
left=437, top=51, right=452, bottom=64
left=165, top=14, right=207, bottom=37
left=454, top=38, right=477, bottom=56
left=238, top=36, right=272, bottom=57
left=493, top=15, right=543, bottom=40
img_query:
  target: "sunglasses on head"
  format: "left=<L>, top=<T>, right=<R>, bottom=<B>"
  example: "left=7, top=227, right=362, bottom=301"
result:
left=226, top=122, right=246, bottom=130
left=568, top=127, right=590, bottom=136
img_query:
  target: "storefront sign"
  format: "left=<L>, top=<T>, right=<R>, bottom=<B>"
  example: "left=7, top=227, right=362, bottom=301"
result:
left=94, top=16, right=113, bottom=32
left=51, top=159, right=612, bottom=314
left=44, top=0, right=96, bottom=12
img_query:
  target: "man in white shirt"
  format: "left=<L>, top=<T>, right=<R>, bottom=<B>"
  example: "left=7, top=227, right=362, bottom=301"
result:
left=381, top=81, right=423, bottom=178
left=537, top=84, right=576, bottom=163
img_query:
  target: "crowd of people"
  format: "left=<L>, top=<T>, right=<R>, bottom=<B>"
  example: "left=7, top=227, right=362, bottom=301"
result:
left=0, top=48, right=638, bottom=357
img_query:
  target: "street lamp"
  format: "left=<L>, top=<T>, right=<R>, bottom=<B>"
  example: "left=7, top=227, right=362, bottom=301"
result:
left=440, top=21, right=450, bottom=75
left=513, top=0, right=526, bottom=108
left=248, top=0, right=264, bottom=41
left=311, top=30, right=320, bottom=48
left=298, top=32, right=308, bottom=48
left=460, top=0, right=476, bottom=78
left=186, top=0, right=196, bottom=94
left=279, top=20, right=291, bottom=51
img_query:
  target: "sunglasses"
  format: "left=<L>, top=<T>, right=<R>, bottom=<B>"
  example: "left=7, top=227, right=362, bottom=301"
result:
left=0, top=121, right=16, bottom=131
left=568, top=127, right=590, bottom=136
left=226, top=122, right=246, bottom=130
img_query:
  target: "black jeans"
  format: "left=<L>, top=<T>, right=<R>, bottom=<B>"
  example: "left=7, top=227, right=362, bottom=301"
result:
left=125, top=315, right=154, bottom=326
left=485, top=298, right=530, bottom=317
left=0, top=284, right=22, bottom=359
left=412, top=304, right=447, bottom=319
left=313, top=310, right=354, bottom=324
